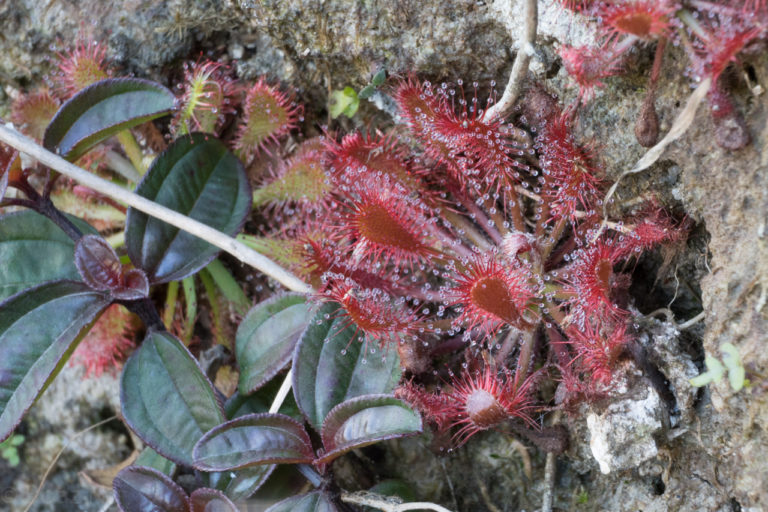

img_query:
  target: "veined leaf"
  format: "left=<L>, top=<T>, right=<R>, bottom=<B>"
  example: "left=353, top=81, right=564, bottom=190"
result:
left=121, top=330, right=225, bottom=466
left=292, top=302, right=401, bottom=432
left=125, top=133, right=251, bottom=283
left=0, top=281, right=109, bottom=442
left=43, top=78, right=175, bottom=161
left=0, top=211, right=98, bottom=300
left=236, top=294, right=311, bottom=394
left=193, top=413, right=313, bottom=472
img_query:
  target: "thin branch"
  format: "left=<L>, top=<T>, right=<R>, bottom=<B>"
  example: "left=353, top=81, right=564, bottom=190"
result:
left=0, top=124, right=313, bottom=294
left=24, top=416, right=118, bottom=512
left=592, top=77, right=711, bottom=241
left=541, top=451, right=557, bottom=512
left=269, top=369, right=294, bottom=414
left=482, top=0, right=538, bottom=122
left=341, top=491, right=455, bottom=512
left=647, top=308, right=706, bottom=330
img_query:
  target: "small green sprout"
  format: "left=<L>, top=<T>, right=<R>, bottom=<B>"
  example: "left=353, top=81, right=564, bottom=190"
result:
left=0, top=434, right=24, bottom=467
left=689, top=342, right=747, bottom=391
left=330, top=87, right=360, bottom=119
left=331, top=69, right=387, bottom=118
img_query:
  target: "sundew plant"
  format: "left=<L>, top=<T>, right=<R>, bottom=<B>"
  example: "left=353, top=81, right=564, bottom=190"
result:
left=1, top=0, right=762, bottom=508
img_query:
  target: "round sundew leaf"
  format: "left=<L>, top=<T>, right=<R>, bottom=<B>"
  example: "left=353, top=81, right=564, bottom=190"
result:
left=317, top=395, right=422, bottom=464
left=236, top=294, right=311, bottom=394
left=121, top=330, right=225, bottom=466
left=201, top=464, right=276, bottom=502
left=292, top=301, right=402, bottom=432
left=125, top=133, right=251, bottom=283
left=43, top=78, right=175, bottom=161
left=193, top=413, right=314, bottom=472
left=0, top=281, right=110, bottom=442
left=189, top=488, right=239, bottom=512
left=265, top=491, right=338, bottom=512
left=0, top=210, right=98, bottom=300
left=113, top=465, right=188, bottom=512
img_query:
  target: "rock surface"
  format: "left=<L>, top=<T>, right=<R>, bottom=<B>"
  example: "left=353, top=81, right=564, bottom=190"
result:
left=1, top=0, right=768, bottom=511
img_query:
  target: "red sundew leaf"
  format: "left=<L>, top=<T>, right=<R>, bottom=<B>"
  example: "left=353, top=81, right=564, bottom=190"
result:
left=536, top=112, right=602, bottom=220
left=566, top=321, right=630, bottom=386
left=333, top=178, right=438, bottom=270
left=320, top=278, right=422, bottom=347
left=173, top=59, right=239, bottom=136
left=559, top=44, right=625, bottom=101
left=325, top=131, right=426, bottom=191
left=55, top=39, right=111, bottom=98
left=10, top=89, right=61, bottom=141
left=451, top=253, right=537, bottom=336
left=560, top=237, right=630, bottom=325
left=600, top=1, right=674, bottom=41
left=233, top=77, right=302, bottom=160
left=393, top=79, right=456, bottom=166
left=252, top=148, right=332, bottom=212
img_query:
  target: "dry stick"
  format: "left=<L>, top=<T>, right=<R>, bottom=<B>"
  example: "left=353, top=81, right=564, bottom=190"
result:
left=269, top=369, right=294, bottom=414
left=0, top=124, right=313, bottom=294
left=341, top=491, right=455, bottom=512
left=592, top=78, right=712, bottom=242
left=541, top=410, right=563, bottom=512
left=24, top=416, right=118, bottom=512
left=482, top=0, right=538, bottom=122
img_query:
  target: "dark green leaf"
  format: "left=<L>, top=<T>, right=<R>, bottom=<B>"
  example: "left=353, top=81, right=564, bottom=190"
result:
left=358, top=85, right=376, bottom=100
left=189, top=488, right=238, bottom=512
left=202, top=464, right=275, bottom=501
left=113, top=466, right=188, bottom=512
left=265, top=491, right=338, bottom=512
left=193, top=413, right=314, bottom=471
left=43, top=78, right=175, bottom=161
left=236, top=294, right=311, bottom=394
left=317, top=395, right=421, bottom=464
left=121, top=330, right=225, bottom=466
left=292, top=302, right=401, bottom=432
left=0, top=281, right=109, bottom=442
left=371, top=69, right=387, bottom=87
left=134, top=447, right=177, bottom=477
left=125, top=133, right=251, bottom=283
left=0, top=211, right=97, bottom=300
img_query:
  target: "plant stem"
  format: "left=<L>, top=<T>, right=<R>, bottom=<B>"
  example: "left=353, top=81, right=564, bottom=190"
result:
left=163, top=280, right=180, bottom=328
left=181, top=276, right=197, bottom=343
left=482, top=0, right=538, bottom=122
left=0, top=125, right=313, bottom=294
left=115, top=130, right=146, bottom=175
